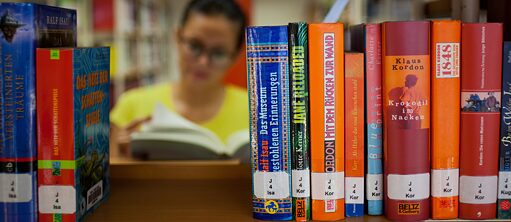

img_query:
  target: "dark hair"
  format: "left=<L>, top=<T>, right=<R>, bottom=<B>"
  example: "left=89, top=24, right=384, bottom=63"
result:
left=181, top=0, right=247, bottom=51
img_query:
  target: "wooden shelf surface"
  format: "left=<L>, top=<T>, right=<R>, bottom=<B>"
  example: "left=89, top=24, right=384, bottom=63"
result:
left=86, top=161, right=505, bottom=221
left=86, top=161, right=390, bottom=221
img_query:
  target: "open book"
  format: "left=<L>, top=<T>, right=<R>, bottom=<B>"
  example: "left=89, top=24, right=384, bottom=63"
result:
left=130, top=104, right=250, bottom=162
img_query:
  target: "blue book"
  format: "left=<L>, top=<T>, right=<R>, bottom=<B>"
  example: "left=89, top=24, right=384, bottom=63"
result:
left=499, top=41, right=511, bottom=219
left=247, top=26, right=292, bottom=221
left=0, top=3, right=76, bottom=221
left=350, top=24, right=383, bottom=215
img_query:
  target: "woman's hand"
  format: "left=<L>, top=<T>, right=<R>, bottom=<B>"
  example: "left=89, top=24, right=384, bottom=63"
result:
left=111, top=116, right=151, bottom=158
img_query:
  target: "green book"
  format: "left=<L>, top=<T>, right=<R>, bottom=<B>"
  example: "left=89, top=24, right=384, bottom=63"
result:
left=289, top=22, right=311, bottom=221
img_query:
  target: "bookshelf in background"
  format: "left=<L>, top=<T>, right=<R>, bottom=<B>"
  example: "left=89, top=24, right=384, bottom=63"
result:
left=28, top=0, right=173, bottom=107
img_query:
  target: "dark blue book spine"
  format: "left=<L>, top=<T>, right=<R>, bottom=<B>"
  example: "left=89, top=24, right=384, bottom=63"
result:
left=0, top=3, right=76, bottom=222
left=247, top=26, right=292, bottom=221
left=0, top=4, right=38, bottom=222
left=499, top=41, right=511, bottom=219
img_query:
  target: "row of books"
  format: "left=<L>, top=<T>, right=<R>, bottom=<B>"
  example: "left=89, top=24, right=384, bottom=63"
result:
left=0, top=3, right=110, bottom=222
left=247, top=20, right=511, bottom=221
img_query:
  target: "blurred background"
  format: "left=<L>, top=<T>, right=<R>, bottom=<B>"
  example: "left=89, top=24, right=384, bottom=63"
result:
left=11, top=0, right=501, bottom=107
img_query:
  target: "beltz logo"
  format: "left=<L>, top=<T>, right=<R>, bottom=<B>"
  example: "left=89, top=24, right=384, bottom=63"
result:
left=264, top=200, right=279, bottom=214
left=398, top=202, right=420, bottom=215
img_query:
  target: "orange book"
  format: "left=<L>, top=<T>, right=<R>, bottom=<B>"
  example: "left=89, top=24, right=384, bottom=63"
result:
left=344, top=52, right=365, bottom=217
left=309, top=23, right=345, bottom=221
left=431, top=20, right=461, bottom=219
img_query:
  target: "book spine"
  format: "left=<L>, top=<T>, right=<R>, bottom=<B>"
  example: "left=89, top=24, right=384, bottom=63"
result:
left=430, top=20, right=461, bottom=219
left=37, top=49, right=77, bottom=222
left=309, top=23, right=345, bottom=221
left=0, top=4, right=38, bottom=222
left=72, top=48, right=110, bottom=221
left=459, top=23, right=502, bottom=220
left=382, top=21, right=431, bottom=221
left=288, top=22, right=311, bottom=221
left=344, top=52, right=365, bottom=217
left=364, top=24, right=383, bottom=216
left=499, top=41, right=511, bottom=219
left=247, top=26, right=292, bottom=221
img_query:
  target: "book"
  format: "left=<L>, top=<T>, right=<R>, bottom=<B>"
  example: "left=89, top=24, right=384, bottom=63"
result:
left=246, top=26, right=292, bottom=221
left=499, top=41, right=511, bottom=219
left=309, top=23, right=345, bottom=221
left=129, top=104, right=249, bottom=162
left=350, top=23, right=383, bottom=216
left=0, top=3, right=76, bottom=221
left=288, top=22, right=311, bottom=221
left=344, top=52, right=365, bottom=217
left=430, top=20, right=461, bottom=219
left=382, top=21, right=431, bottom=221
left=459, top=23, right=502, bottom=220
left=36, top=48, right=110, bottom=222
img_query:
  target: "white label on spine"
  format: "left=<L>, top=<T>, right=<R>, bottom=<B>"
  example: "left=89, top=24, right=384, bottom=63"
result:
left=387, top=173, right=430, bottom=200
left=292, top=169, right=310, bottom=198
left=431, top=169, right=459, bottom=197
left=366, top=174, right=383, bottom=200
left=253, top=171, right=290, bottom=199
left=87, top=180, right=103, bottom=210
left=345, top=177, right=364, bottom=204
left=459, top=175, right=497, bottom=204
left=311, top=172, right=344, bottom=200
left=498, top=172, right=511, bottom=199
left=38, top=185, right=76, bottom=214
left=0, top=173, right=32, bottom=202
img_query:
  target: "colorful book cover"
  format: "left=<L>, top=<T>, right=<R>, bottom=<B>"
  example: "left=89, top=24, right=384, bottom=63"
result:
left=430, top=20, right=461, bottom=220
left=382, top=21, right=430, bottom=221
left=36, top=48, right=110, bottom=222
left=344, top=52, right=365, bottom=217
left=309, top=23, right=345, bottom=221
left=499, top=41, right=511, bottom=219
left=350, top=23, right=383, bottom=216
left=459, top=23, right=502, bottom=220
left=0, top=3, right=76, bottom=222
left=246, top=26, right=292, bottom=221
left=288, top=22, right=311, bottom=221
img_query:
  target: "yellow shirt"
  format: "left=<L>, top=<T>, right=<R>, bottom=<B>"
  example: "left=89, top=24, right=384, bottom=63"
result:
left=110, top=83, right=249, bottom=144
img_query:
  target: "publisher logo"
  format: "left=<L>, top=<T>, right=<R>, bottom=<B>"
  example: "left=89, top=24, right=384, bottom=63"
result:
left=398, top=203, right=420, bottom=215
left=264, top=200, right=279, bottom=214
left=325, top=199, right=335, bottom=212
left=296, top=199, right=306, bottom=220
left=501, top=200, right=511, bottom=211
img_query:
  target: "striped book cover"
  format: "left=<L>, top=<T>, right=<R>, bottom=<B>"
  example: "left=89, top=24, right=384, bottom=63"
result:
left=309, top=23, right=345, bottom=221
left=350, top=23, right=383, bottom=215
left=246, top=26, right=292, bottom=221
left=430, top=20, right=461, bottom=219
left=344, top=52, right=365, bottom=217
left=288, top=22, right=311, bottom=221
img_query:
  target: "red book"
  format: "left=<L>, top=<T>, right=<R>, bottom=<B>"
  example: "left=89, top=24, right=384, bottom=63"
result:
left=37, top=48, right=110, bottom=222
left=382, top=21, right=430, bottom=221
left=459, top=23, right=503, bottom=220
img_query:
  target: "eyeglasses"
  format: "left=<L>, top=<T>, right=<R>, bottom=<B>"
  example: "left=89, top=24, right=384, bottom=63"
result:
left=179, top=36, right=234, bottom=67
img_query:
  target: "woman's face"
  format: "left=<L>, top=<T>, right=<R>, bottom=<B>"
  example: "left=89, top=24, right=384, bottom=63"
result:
left=177, top=12, right=239, bottom=88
